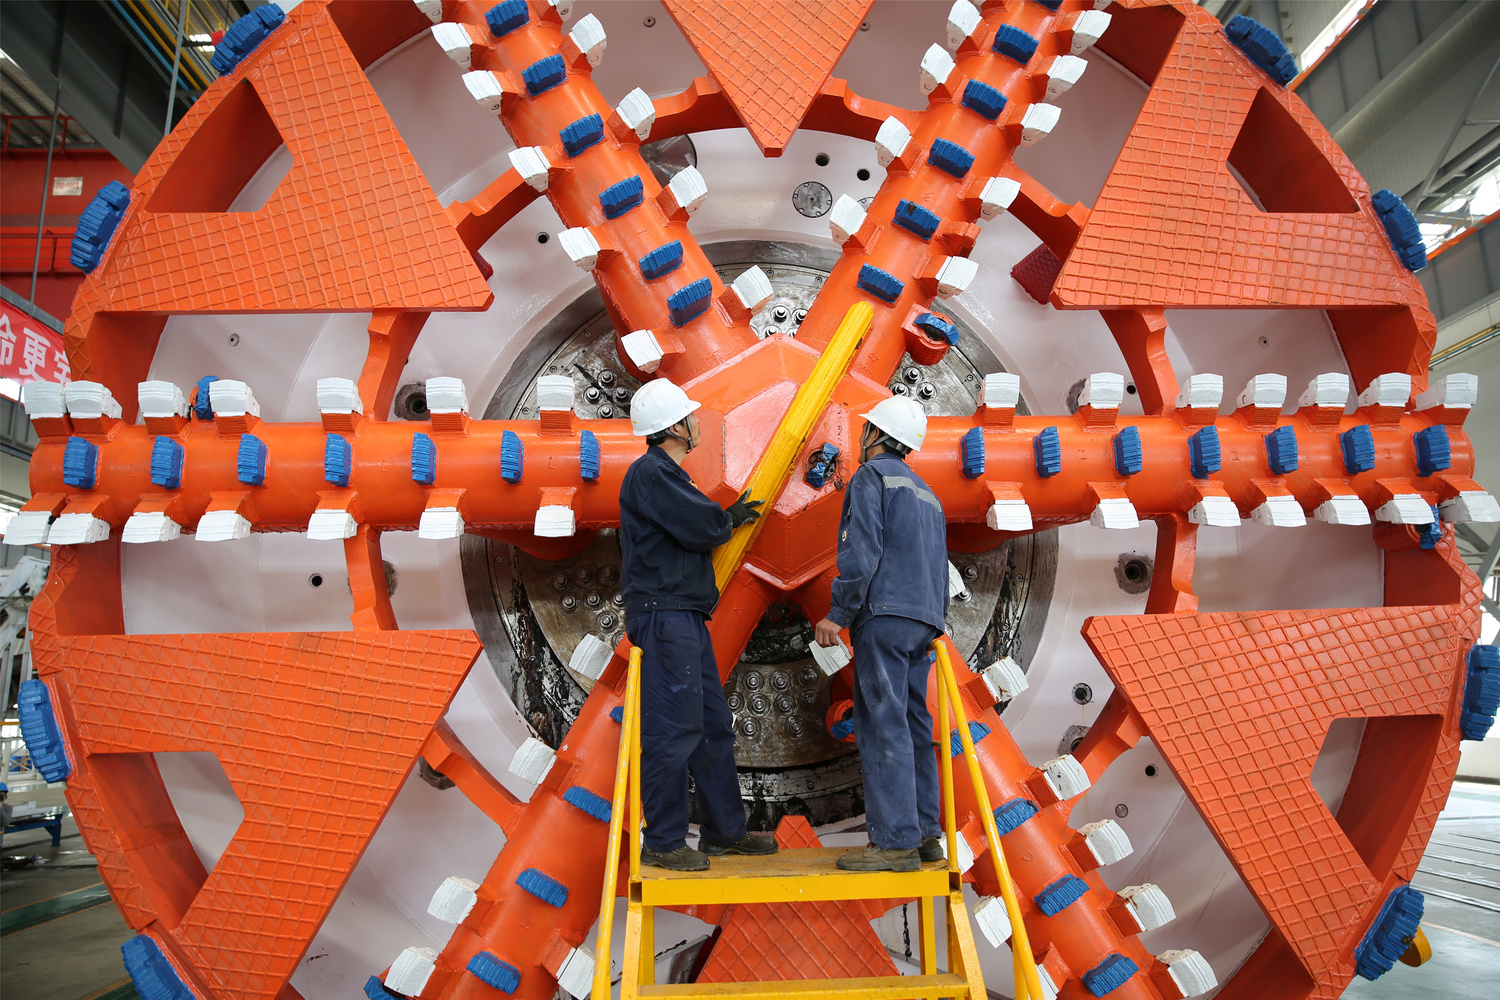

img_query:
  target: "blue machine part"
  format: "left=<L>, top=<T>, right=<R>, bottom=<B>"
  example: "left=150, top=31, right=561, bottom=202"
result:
left=485, top=0, right=529, bottom=38
left=960, top=427, right=985, bottom=480
left=1082, top=954, right=1139, bottom=997
left=949, top=720, right=991, bottom=756
left=856, top=264, right=904, bottom=304
left=411, top=433, right=437, bottom=486
left=324, top=434, right=352, bottom=487
left=1413, top=425, right=1451, bottom=476
left=1035, top=874, right=1089, bottom=916
left=609, top=705, right=624, bottom=724
left=992, top=797, right=1038, bottom=835
left=1224, top=15, right=1298, bottom=86
left=17, top=679, right=71, bottom=784
left=915, top=312, right=960, bottom=346
left=580, top=430, right=602, bottom=482
left=1460, top=644, right=1500, bottom=740
left=1416, top=507, right=1443, bottom=549
left=70, top=180, right=132, bottom=273
left=829, top=712, right=855, bottom=742
left=1341, top=424, right=1376, bottom=474
left=63, top=436, right=99, bottom=489
left=928, top=137, right=975, bottom=178
left=122, top=934, right=199, bottom=1000
left=894, top=199, right=941, bottom=240
left=237, top=434, right=267, bottom=486
left=1189, top=426, right=1222, bottom=479
left=467, top=952, right=521, bottom=994
left=1372, top=189, right=1428, bottom=271
left=599, top=175, right=645, bottom=219
left=1034, top=426, right=1062, bottom=477
left=992, top=24, right=1039, bottom=65
left=668, top=277, right=713, bottom=326
left=563, top=786, right=613, bottom=823
left=639, top=240, right=684, bottom=280
left=960, top=79, right=1006, bottom=120
left=364, top=975, right=395, bottom=999
left=522, top=54, right=566, bottom=96
left=560, top=114, right=605, bottom=157
left=1354, top=884, right=1424, bottom=980
left=151, top=436, right=185, bottom=490
left=194, top=376, right=218, bottom=420
left=515, top=868, right=568, bottom=907
left=209, top=5, right=285, bottom=75
left=1113, top=426, right=1143, bottom=477
left=501, top=430, right=524, bottom=484
left=805, top=442, right=840, bottom=489
left=1265, top=425, right=1299, bottom=475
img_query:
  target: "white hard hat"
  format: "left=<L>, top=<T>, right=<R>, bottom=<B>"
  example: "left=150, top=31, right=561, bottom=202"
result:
left=630, top=378, right=701, bottom=436
left=861, top=395, right=926, bottom=451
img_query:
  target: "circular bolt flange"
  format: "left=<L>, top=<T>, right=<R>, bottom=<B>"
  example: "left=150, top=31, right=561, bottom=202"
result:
left=1115, top=553, right=1153, bottom=595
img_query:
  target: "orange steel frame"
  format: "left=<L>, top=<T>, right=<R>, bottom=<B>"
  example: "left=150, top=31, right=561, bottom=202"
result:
left=20, top=1, right=1485, bottom=999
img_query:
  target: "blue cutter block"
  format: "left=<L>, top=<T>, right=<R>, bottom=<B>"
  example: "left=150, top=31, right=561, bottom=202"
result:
left=324, top=434, right=352, bottom=487
left=1416, top=507, right=1444, bottom=549
left=1461, top=644, right=1500, bottom=740
left=194, top=376, right=218, bottom=420
left=560, top=114, right=604, bottom=157
left=639, top=240, right=684, bottom=280
left=1372, top=188, right=1427, bottom=271
left=63, top=436, right=99, bottom=489
left=600, top=175, right=644, bottom=219
left=894, top=199, right=941, bottom=240
left=949, top=720, right=991, bottom=756
left=609, top=705, right=624, bottom=723
left=1082, top=954, right=1139, bottom=997
left=563, top=786, right=613, bottom=823
left=580, top=430, right=601, bottom=482
left=992, top=797, right=1038, bottom=835
left=992, top=24, right=1039, bottom=65
left=1265, top=425, right=1298, bottom=475
left=1035, top=874, right=1089, bottom=915
left=1189, top=425, right=1221, bottom=479
left=829, top=710, right=855, bottom=742
left=18, top=679, right=70, bottom=783
left=516, top=868, right=568, bottom=907
left=960, top=79, right=1006, bottom=120
left=522, top=54, right=566, bottom=96
left=501, top=430, right=524, bottom=484
left=1034, top=426, right=1062, bottom=477
left=1413, top=425, right=1451, bottom=476
left=237, top=434, right=267, bottom=486
left=411, top=433, right=437, bottom=486
left=151, top=436, right=185, bottom=490
left=1354, top=884, right=1424, bottom=980
left=915, top=312, right=959, bottom=346
left=1341, top=424, right=1376, bottom=475
left=928, top=137, right=975, bottom=179
left=668, top=276, right=713, bottom=326
left=805, top=442, right=840, bottom=489
left=70, top=180, right=131, bottom=273
left=486, top=0, right=529, bottom=38
left=1225, top=15, right=1298, bottom=86
left=857, top=264, right=904, bottom=304
left=122, top=934, right=197, bottom=1000
left=1113, top=426, right=1143, bottom=477
left=467, top=952, right=521, bottom=994
left=364, top=975, right=397, bottom=999
left=210, top=4, right=285, bottom=75
left=960, top=427, right=985, bottom=480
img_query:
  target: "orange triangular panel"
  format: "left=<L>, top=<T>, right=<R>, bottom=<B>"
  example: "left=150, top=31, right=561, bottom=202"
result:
left=662, top=0, right=872, bottom=156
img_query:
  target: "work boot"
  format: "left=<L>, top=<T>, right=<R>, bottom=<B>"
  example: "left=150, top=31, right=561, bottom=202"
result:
left=919, top=836, right=944, bottom=863
left=700, top=832, right=779, bottom=856
left=641, top=845, right=710, bottom=871
left=836, top=844, right=921, bottom=872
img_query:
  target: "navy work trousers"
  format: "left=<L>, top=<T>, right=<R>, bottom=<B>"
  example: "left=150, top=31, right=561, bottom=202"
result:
left=851, top=614, right=942, bottom=850
left=627, top=609, right=748, bottom=852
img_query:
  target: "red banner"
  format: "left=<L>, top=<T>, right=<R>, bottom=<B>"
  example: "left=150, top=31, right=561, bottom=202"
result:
left=0, top=298, right=69, bottom=396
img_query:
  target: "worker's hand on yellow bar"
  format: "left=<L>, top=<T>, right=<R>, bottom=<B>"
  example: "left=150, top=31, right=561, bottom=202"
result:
left=813, top=618, right=842, bottom=648
left=725, top=490, right=764, bottom=529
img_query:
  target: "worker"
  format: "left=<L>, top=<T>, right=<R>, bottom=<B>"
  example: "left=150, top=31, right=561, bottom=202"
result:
left=814, top=396, right=949, bottom=872
left=620, top=378, right=778, bottom=871
left=0, top=782, right=10, bottom=848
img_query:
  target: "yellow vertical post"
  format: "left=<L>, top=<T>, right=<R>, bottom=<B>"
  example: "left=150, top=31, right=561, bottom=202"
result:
left=939, top=666, right=958, bottom=874
left=594, top=648, right=642, bottom=999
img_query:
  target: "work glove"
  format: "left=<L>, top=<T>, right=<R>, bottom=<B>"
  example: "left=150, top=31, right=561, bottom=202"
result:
left=726, top=490, right=765, bottom=529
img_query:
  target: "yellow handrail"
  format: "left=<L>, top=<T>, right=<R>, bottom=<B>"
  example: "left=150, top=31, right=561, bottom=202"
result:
left=932, top=638, right=1044, bottom=1000
left=594, top=647, right=643, bottom=999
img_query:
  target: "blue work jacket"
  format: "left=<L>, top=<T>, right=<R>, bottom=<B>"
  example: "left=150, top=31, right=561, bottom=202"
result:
left=619, top=446, right=734, bottom=618
left=828, top=452, right=949, bottom=631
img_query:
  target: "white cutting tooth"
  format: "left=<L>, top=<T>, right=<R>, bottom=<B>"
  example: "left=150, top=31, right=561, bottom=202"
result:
left=1415, top=372, right=1477, bottom=410
left=665, top=166, right=708, bottom=216
left=307, top=509, right=358, bottom=541
left=46, top=513, right=110, bottom=545
left=1119, top=883, right=1175, bottom=931
left=1019, top=103, right=1061, bottom=144
left=1091, top=497, right=1140, bottom=530
left=1080, top=372, right=1124, bottom=409
left=1067, top=9, right=1112, bottom=54
left=509, top=736, right=557, bottom=784
left=1252, top=495, right=1305, bottom=527
left=425, top=376, right=468, bottom=414
left=935, top=256, right=978, bottom=297
left=1314, top=495, right=1370, bottom=525
left=317, top=377, right=362, bottom=414
left=1175, top=373, right=1223, bottom=410
left=732, top=266, right=774, bottom=312
left=558, top=227, right=602, bottom=270
left=431, top=23, right=475, bottom=67
left=919, top=43, right=955, bottom=94
left=1188, top=496, right=1241, bottom=527
left=1077, top=819, right=1133, bottom=865
left=621, top=330, right=664, bottom=374
left=1375, top=494, right=1434, bottom=524
left=553, top=947, right=594, bottom=999
left=122, top=511, right=182, bottom=544
left=988, top=498, right=1033, bottom=532
left=1358, top=372, right=1412, bottom=408
left=946, top=0, right=981, bottom=49
left=64, top=381, right=123, bottom=420
left=412, top=0, right=442, bottom=25
left=463, top=70, right=508, bottom=115
left=549, top=0, right=574, bottom=23
left=568, top=13, right=606, bottom=66
left=875, top=116, right=911, bottom=167
left=1040, top=755, right=1090, bottom=800
left=1299, top=372, right=1350, bottom=409
left=615, top=87, right=656, bottom=140
left=385, top=948, right=438, bottom=998
left=138, top=380, right=187, bottom=419
left=973, top=895, right=1013, bottom=948
left=1440, top=490, right=1500, bottom=523
left=3, top=511, right=53, bottom=545
left=1041, top=54, right=1087, bottom=98
left=418, top=507, right=465, bottom=539
left=948, top=561, right=967, bottom=600
left=534, top=505, right=576, bottom=538
left=979, top=176, right=1020, bottom=220
left=981, top=372, right=1021, bottom=409
left=536, top=375, right=574, bottom=410
left=829, top=194, right=867, bottom=243
left=195, top=510, right=251, bottom=542
left=427, top=876, right=479, bottom=924
left=568, top=633, right=613, bottom=685
left=208, top=379, right=259, bottom=417
left=1157, top=949, right=1217, bottom=998
left=22, top=381, right=67, bottom=419
left=981, top=656, right=1028, bottom=702
left=509, top=146, right=553, bottom=192
left=1238, top=373, right=1287, bottom=410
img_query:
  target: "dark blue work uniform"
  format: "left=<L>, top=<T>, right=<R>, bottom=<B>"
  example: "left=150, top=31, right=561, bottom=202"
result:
left=619, top=446, right=747, bottom=852
left=827, top=452, right=949, bottom=850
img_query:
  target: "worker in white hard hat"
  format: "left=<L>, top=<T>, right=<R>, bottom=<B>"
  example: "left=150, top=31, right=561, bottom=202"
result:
left=814, top=395, right=950, bottom=872
left=619, top=377, right=777, bottom=871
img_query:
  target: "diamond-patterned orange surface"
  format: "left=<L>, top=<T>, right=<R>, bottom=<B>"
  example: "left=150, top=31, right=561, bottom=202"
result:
left=662, top=0, right=872, bottom=156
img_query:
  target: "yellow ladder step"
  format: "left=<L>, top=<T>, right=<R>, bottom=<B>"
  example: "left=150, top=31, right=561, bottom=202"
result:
left=634, top=973, right=973, bottom=999
left=635, top=847, right=952, bottom=906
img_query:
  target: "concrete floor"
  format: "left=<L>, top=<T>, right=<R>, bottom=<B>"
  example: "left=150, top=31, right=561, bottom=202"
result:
left=3, top=780, right=1497, bottom=1000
